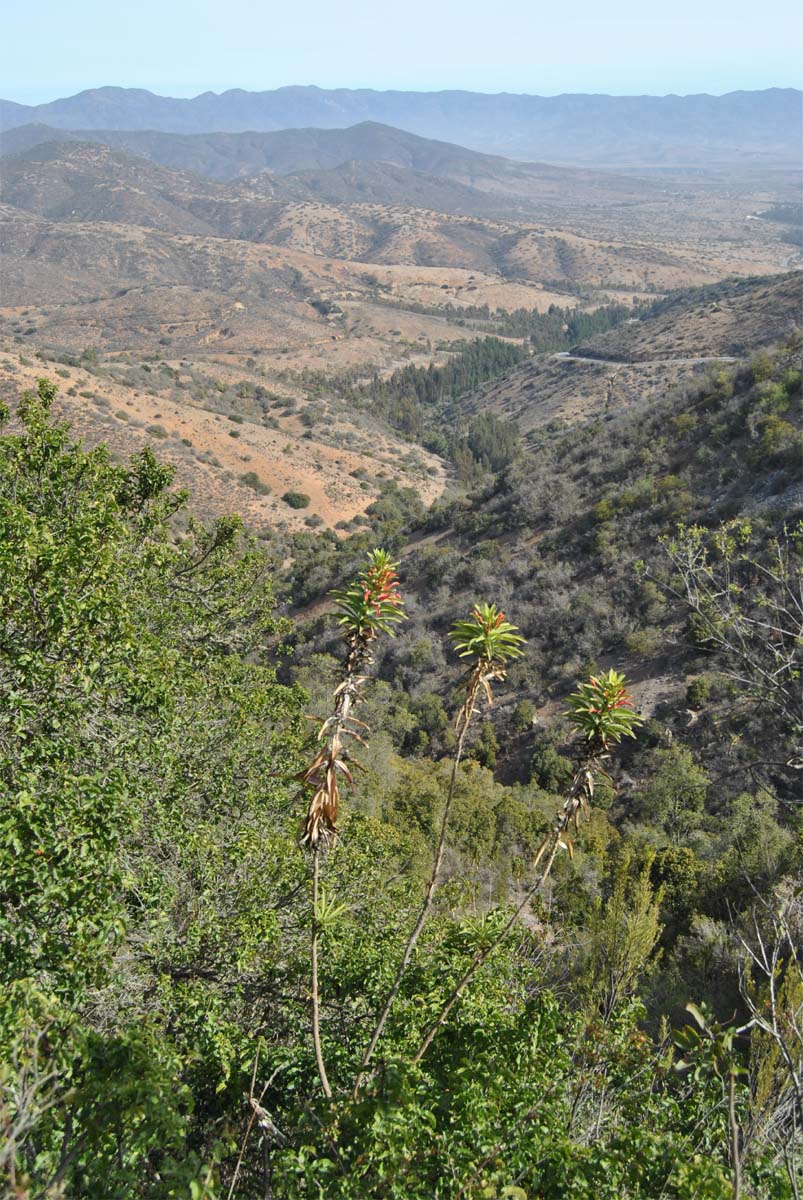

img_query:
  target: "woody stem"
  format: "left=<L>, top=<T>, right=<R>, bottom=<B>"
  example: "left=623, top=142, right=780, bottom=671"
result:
left=352, top=660, right=487, bottom=1097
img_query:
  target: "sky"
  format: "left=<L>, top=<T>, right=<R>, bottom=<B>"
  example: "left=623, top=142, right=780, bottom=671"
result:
left=2, top=0, right=801, bottom=104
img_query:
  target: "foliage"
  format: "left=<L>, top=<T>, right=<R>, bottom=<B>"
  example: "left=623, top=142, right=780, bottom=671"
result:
left=660, top=519, right=803, bottom=759
left=282, top=490, right=311, bottom=509
left=330, top=337, right=527, bottom=465
left=0, top=382, right=307, bottom=1195
left=1, top=375, right=800, bottom=1198
left=449, top=603, right=526, bottom=665
left=330, top=548, right=406, bottom=640
left=565, top=669, right=643, bottom=751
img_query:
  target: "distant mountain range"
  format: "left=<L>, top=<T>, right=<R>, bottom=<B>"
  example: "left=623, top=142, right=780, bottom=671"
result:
left=0, top=121, right=560, bottom=186
left=1, top=86, right=800, bottom=167
left=0, top=127, right=671, bottom=222
left=0, top=123, right=672, bottom=217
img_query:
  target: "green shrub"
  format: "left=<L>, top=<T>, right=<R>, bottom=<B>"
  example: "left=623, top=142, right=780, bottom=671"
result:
left=282, top=491, right=311, bottom=509
left=530, top=744, right=573, bottom=792
left=240, top=471, right=270, bottom=496
left=512, top=699, right=536, bottom=732
left=686, top=677, right=710, bottom=709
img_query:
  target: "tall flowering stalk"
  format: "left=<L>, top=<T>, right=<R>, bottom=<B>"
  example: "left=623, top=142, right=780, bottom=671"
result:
left=353, top=603, right=525, bottom=1094
left=409, top=669, right=642, bottom=1067
left=300, top=549, right=405, bottom=850
left=300, top=549, right=405, bottom=1097
left=526, top=670, right=643, bottom=879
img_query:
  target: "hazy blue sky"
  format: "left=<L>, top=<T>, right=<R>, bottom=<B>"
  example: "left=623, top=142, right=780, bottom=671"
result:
left=2, top=0, right=800, bottom=103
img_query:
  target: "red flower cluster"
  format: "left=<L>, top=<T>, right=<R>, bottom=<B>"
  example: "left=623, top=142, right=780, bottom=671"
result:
left=472, top=605, right=506, bottom=631
left=363, top=563, right=402, bottom=616
left=583, top=675, right=636, bottom=716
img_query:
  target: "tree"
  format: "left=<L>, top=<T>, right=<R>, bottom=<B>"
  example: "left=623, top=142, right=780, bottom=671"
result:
left=660, top=521, right=803, bottom=780
left=0, top=382, right=306, bottom=1196
left=639, top=745, right=708, bottom=847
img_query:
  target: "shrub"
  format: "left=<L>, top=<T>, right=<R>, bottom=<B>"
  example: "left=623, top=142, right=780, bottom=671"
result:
left=512, top=699, right=536, bottom=732
left=282, top=491, right=311, bottom=509
left=240, top=471, right=270, bottom=496
left=624, top=627, right=663, bottom=658
left=530, top=744, right=574, bottom=792
left=686, top=677, right=710, bottom=709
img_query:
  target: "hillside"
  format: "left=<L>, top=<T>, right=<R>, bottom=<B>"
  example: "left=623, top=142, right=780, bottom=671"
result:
left=0, top=343, right=447, bottom=533
left=0, top=141, right=797, bottom=544
left=0, top=121, right=540, bottom=185
left=5, top=341, right=802, bottom=1196
left=1, top=141, right=793, bottom=305
left=0, top=137, right=649, bottom=231
left=459, top=272, right=802, bottom=434
left=0, top=141, right=236, bottom=233
left=0, top=125, right=684, bottom=211
left=0, top=122, right=703, bottom=214
left=286, top=277, right=802, bottom=766
left=1, top=85, right=800, bottom=166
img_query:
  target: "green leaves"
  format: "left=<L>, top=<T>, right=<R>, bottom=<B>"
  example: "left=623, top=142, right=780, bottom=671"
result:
left=0, top=380, right=307, bottom=1195
left=674, top=1001, right=746, bottom=1083
left=330, top=548, right=407, bottom=640
left=313, top=886, right=350, bottom=932
left=448, top=603, right=526, bottom=666
left=565, top=669, right=643, bottom=751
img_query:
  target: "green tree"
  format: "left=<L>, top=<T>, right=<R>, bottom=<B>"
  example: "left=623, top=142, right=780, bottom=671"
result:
left=639, top=745, right=708, bottom=847
left=0, top=382, right=307, bottom=1196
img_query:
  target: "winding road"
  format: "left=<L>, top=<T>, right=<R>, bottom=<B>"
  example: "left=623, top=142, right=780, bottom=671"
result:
left=552, top=351, right=741, bottom=367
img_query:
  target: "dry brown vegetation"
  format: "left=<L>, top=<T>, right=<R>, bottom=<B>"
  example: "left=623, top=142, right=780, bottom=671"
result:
left=0, top=139, right=799, bottom=530
left=0, top=350, right=446, bottom=533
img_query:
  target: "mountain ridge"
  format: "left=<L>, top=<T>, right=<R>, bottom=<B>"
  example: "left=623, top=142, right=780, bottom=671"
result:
left=1, top=85, right=799, bottom=166
left=0, top=121, right=572, bottom=187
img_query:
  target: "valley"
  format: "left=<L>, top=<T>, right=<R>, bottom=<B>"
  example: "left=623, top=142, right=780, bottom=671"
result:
left=0, top=124, right=799, bottom=533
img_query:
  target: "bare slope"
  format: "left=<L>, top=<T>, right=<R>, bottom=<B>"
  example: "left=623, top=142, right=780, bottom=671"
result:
left=0, top=347, right=447, bottom=535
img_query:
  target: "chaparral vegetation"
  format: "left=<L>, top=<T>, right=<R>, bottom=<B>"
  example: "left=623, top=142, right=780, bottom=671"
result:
left=1, top=352, right=801, bottom=1199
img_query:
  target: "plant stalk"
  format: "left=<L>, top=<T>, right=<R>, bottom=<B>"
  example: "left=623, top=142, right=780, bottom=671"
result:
left=729, top=1067, right=742, bottom=1200
left=410, top=752, right=600, bottom=1065
left=311, top=850, right=332, bottom=1099
left=352, top=663, right=486, bottom=1097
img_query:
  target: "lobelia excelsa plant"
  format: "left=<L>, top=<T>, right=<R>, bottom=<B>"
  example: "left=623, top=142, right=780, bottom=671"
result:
left=353, top=603, right=526, bottom=1093
left=295, top=579, right=641, bottom=1102
left=532, top=669, right=644, bottom=871
left=299, top=548, right=406, bottom=851
left=298, top=549, right=406, bottom=1098
left=407, top=668, right=643, bottom=1066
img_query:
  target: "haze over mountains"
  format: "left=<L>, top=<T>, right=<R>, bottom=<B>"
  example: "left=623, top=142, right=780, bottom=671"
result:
left=1, top=85, right=800, bottom=167
left=3, top=121, right=535, bottom=183
left=0, top=122, right=661, bottom=211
